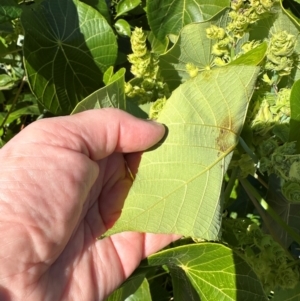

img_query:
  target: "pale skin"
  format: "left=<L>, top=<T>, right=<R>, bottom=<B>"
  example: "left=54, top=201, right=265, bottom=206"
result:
left=0, top=109, right=179, bottom=301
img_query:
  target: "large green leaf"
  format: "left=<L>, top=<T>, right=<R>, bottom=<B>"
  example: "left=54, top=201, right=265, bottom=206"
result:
left=159, top=10, right=231, bottom=91
left=147, top=0, right=230, bottom=42
left=280, top=0, right=300, bottom=27
left=159, top=22, right=214, bottom=91
left=22, top=0, right=117, bottom=115
left=171, top=268, right=201, bottom=301
left=71, top=68, right=126, bottom=114
left=0, top=0, right=22, bottom=24
left=148, top=243, right=267, bottom=301
left=289, top=79, right=300, bottom=152
left=272, top=282, right=300, bottom=301
left=250, top=10, right=300, bottom=81
left=106, top=266, right=153, bottom=301
left=106, top=65, right=259, bottom=239
left=116, top=0, right=141, bottom=18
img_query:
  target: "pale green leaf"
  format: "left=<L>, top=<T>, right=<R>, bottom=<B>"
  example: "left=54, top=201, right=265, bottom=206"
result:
left=125, top=99, right=148, bottom=119
left=171, top=268, right=201, bottom=301
left=229, top=42, right=268, bottom=66
left=115, top=19, right=131, bottom=37
left=148, top=243, right=267, bottom=301
left=147, top=0, right=230, bottom=42
left=103, top=66, right=114, bottom=85
left=159, top=11, right=229, bottom=91
left=106, top=65, right=259, bottom=239
left=125, top=279, right=152, bottom=301
left=71, top=68, right=125, bottom=114
left=148, top=31, right=168, bottom=55
left=22, top=0, right=117, bottom=115
left=0, top=74, right=14, bottom=90
left=116, top=0, right=141, bottom=18
left=106, top=266, right=153, bottom=301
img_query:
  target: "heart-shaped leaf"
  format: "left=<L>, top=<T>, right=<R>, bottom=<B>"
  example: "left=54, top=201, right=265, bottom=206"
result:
left=148, top=243, right=267, bottom=301
left=22, top=0, right=117, bottom=115
left=106, top=65, right=259, bottom=239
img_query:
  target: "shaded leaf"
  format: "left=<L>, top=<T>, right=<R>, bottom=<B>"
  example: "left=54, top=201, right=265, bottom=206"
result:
left=148, top=243, right=267, bottom=301
left=148, top=31, right=168, bottom=55
left=125, top=278, right=152, bottom=301
left=148, top=276, right=172, bottom=301
left=0, top=0, right=22, bottom=24
left=22, top=0, right=117, bottom=115
left=272, top=282, right=300, bottom=301
left=106, top=65, right=259, bottom=239
left=116, top=0, right=141, bottom=18
left=125, top=99, right=148, bottom=119
left=147, top=0, right=230, bottom=42
left=289, top=80, right=300, bottom=152
left=171, top=268, right=201, bottom=301
left=71, top=68, right=125, bottom=114
left=159, top=11, right=229, bottom=91
left=106, top=265, right=154, bottom=301
left=266, top=175, right=300, bottom=247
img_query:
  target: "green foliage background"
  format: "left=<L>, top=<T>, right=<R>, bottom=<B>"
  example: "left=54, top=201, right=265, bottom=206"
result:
left=2, top=0, right=300, bottom=300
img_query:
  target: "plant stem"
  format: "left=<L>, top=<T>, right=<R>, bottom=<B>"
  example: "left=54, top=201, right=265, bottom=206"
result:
left=240, top=178, right=300, bottom=247
left=224, top=167, right=238, bottom=206
left=147, top=271, right=168, bottom=281
left=239, top=137, right=258, bottom=163
left=0, top=76, right=26, bottom=129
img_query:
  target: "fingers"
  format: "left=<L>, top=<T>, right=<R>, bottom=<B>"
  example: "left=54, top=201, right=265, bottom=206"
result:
left=3, top=108, right=165, bottom=161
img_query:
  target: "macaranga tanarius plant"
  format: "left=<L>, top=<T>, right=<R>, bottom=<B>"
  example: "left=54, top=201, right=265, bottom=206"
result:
left=2, top=0, right=300, bottom=300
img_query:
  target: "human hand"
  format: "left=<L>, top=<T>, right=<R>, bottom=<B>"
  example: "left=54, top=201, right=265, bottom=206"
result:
left=0, top=109, right=179, bottom=301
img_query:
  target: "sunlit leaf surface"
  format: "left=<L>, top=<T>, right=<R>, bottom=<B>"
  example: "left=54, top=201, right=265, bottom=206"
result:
left=148, top=243, right=267, bottom=301
left=106, top=65, right=259, bottom=239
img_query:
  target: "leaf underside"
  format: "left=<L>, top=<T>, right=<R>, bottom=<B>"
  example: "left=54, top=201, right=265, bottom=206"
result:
left=106, top=65, right=259, bottom=239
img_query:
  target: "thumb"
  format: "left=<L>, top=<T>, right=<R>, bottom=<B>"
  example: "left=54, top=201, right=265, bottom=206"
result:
left=4, top=108, right=165, bottom=160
